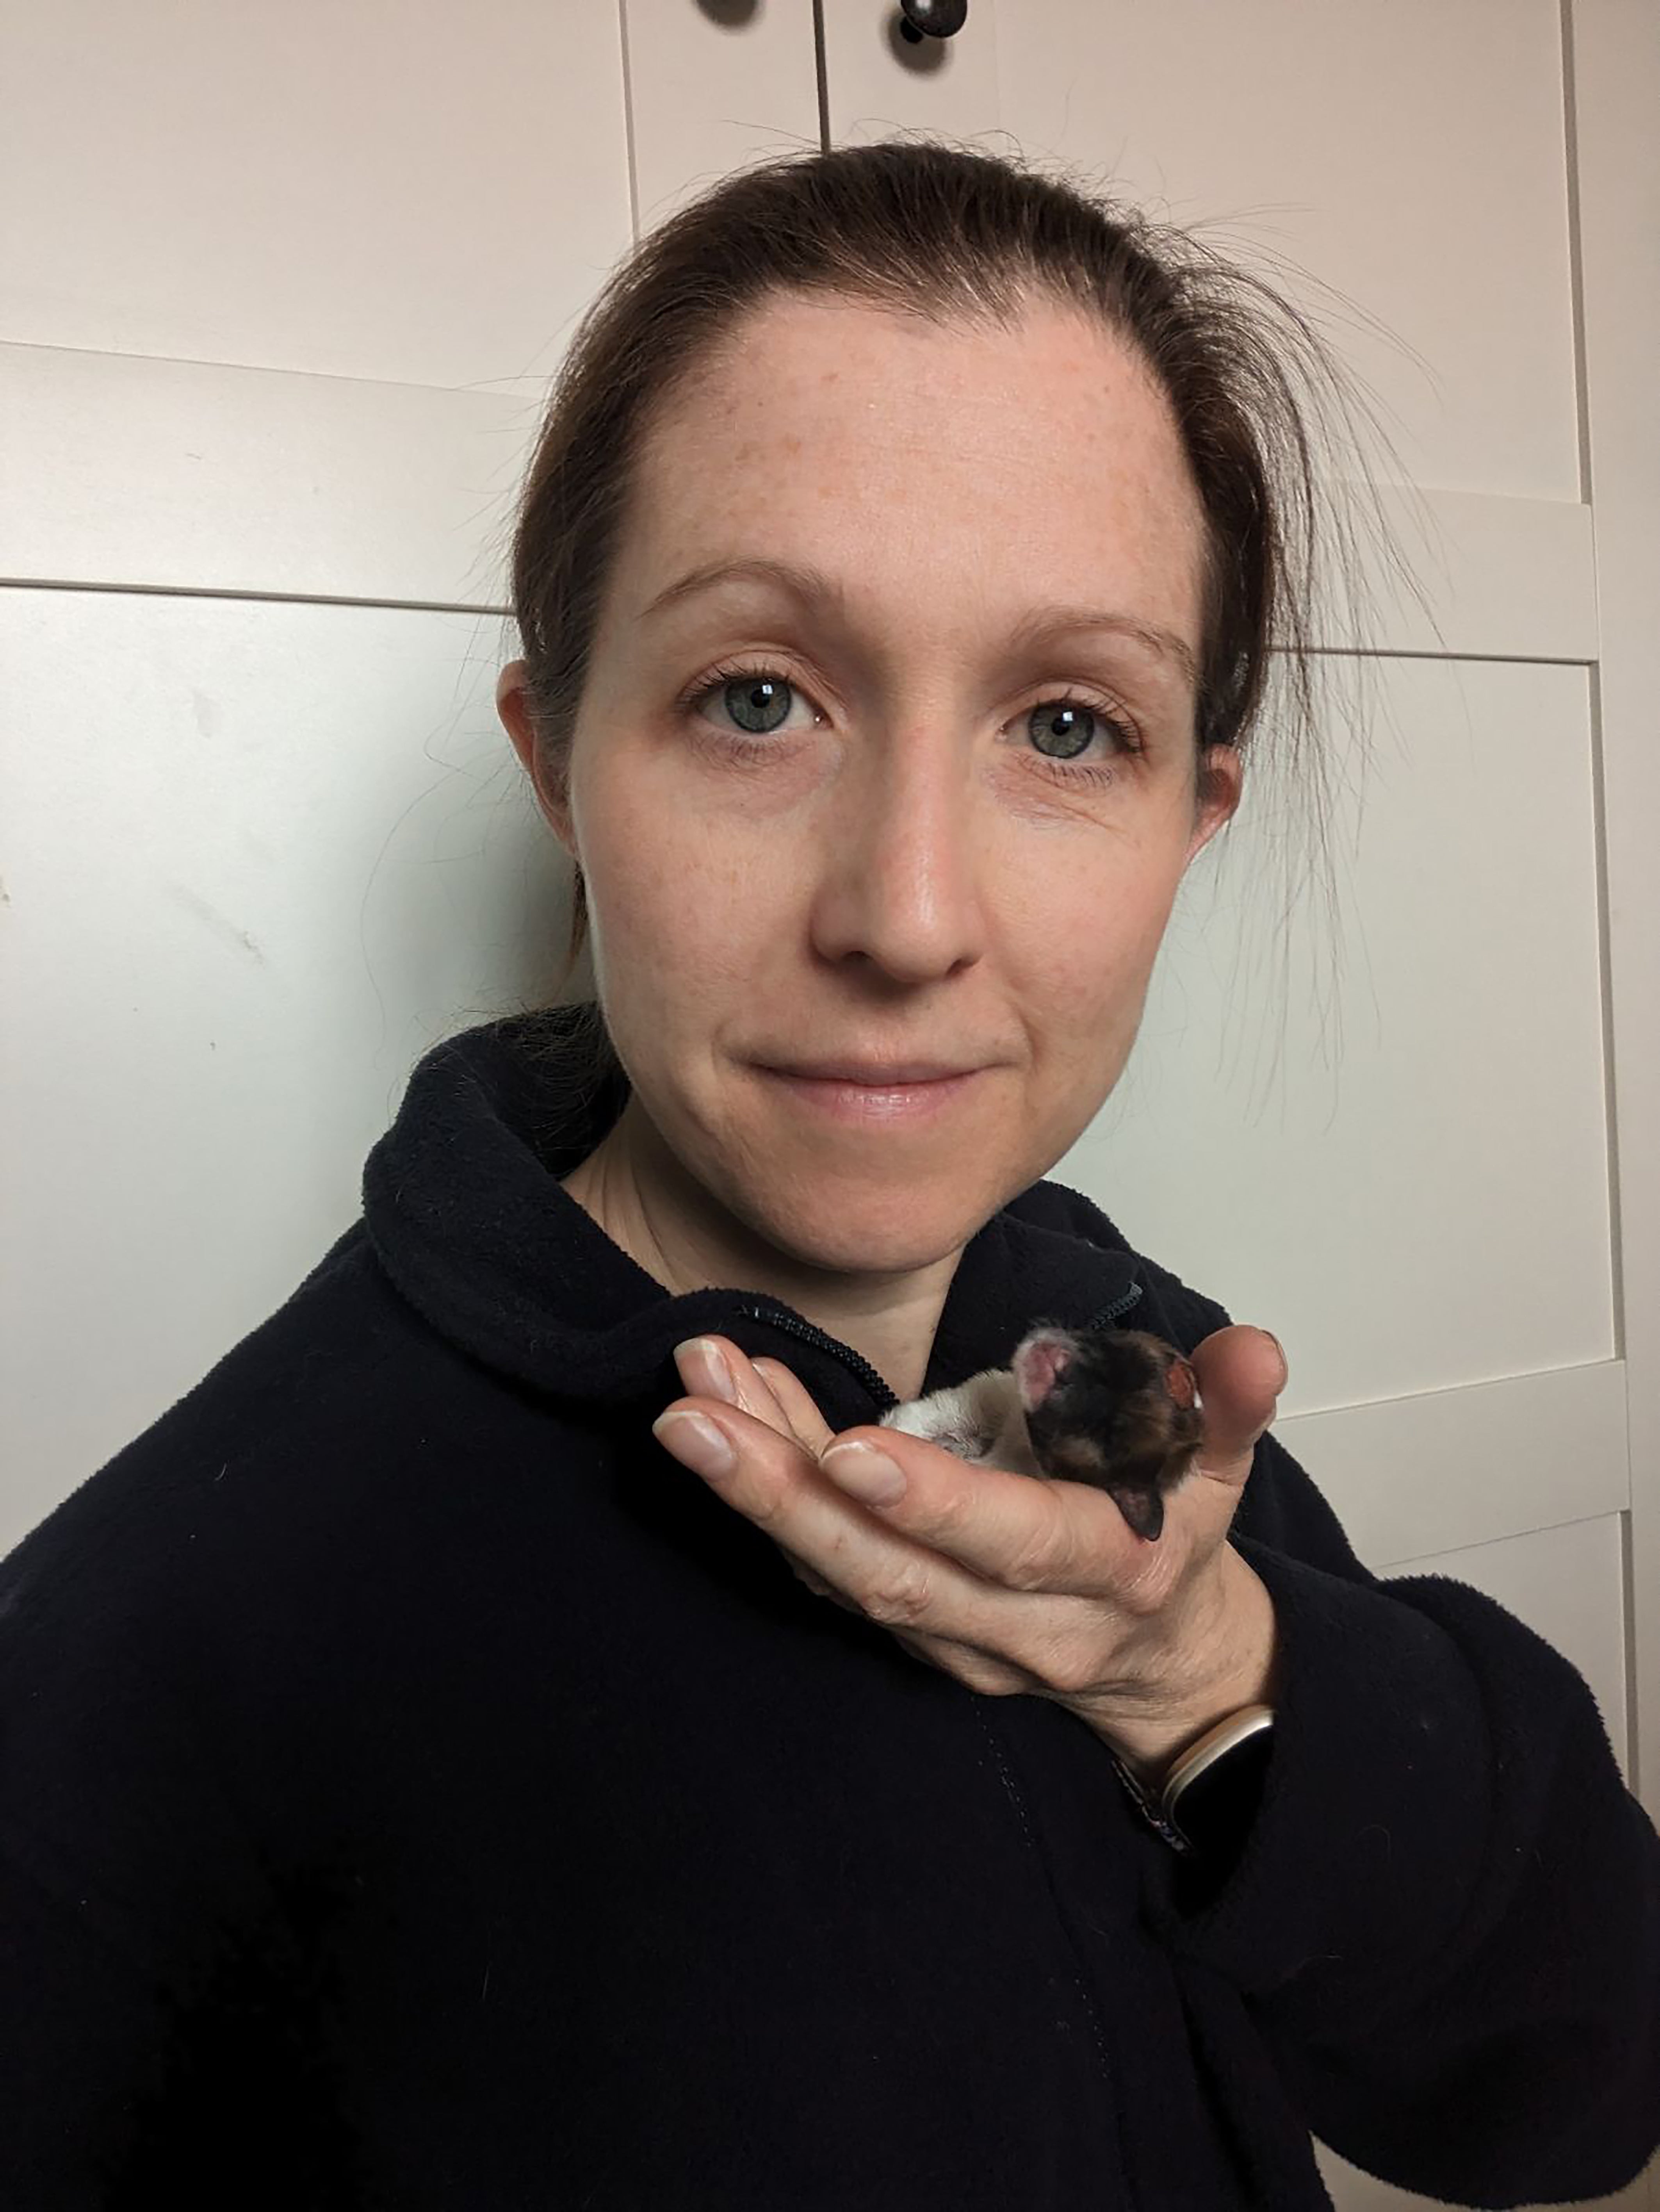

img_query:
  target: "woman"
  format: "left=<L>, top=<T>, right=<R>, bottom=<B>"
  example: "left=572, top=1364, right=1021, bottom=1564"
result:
left=3, top=143, right=1656, bottom=2210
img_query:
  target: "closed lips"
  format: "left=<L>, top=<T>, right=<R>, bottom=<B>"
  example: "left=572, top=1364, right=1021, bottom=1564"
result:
left=770, top=1062, right=979, bottom=1082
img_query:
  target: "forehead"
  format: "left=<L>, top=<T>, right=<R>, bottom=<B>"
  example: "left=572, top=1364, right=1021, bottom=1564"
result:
left=618, top=291, right=1207, bottom=652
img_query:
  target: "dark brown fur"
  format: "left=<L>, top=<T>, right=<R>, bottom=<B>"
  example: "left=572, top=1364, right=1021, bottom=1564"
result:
left=1015, top=1324, right=1204, bottom=1542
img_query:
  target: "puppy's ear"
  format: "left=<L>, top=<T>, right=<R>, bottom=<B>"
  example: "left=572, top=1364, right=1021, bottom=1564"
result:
left=1106, top=1478, right=1166, bottom=1544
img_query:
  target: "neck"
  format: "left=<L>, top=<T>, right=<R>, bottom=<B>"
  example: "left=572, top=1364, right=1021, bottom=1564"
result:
left=559, top=1098, right=954, bottom=1406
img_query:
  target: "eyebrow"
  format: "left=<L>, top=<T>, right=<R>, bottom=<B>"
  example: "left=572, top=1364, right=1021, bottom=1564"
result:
left=638, top=555, right=1198, bottom=691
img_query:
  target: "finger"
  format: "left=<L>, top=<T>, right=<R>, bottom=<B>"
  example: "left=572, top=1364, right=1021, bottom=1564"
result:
left=1188, top=1326, right=1287, bottom=1480
left=674, top=1337, right=837, bottom=1459
left=749, top=1356, right=836, bottom=1456
left=672, top=1337, right=800, bottom=1446
left=657, top=1393, right=1086, bottom=1629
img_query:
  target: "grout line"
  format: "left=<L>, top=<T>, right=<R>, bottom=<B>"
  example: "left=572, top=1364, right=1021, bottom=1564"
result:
left=0, top=577, right=517, bottom=620
left=0, top=573, right=1607, bottom=670
left=1559, top=0, right=1636, bottom=1795
left=811, top=0, right=830, bottom=152
left=617, top=0, right=641, bottom=242
left=1557, top=0, right=1597, bottom=505
left=0, top=332, right=554, bottom=406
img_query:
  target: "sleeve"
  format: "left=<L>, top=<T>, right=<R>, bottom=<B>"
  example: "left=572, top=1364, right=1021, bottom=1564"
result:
left=1119, top=1251, right=1660, bottom=2204
left=1143, top=1419, right=1660, bottom=2208
left=0, top=1476, right=329, bottom=2203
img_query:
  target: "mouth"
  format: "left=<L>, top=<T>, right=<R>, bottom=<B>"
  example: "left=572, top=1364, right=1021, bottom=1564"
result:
left=759, top=1066, right=984, bottom=1123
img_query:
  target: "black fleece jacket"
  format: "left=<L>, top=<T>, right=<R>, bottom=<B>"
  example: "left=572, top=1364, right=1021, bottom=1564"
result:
left=3, top=1007, right=1657, bottom=2210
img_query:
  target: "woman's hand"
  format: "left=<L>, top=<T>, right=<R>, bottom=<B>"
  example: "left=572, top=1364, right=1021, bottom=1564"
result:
left=652, top=1326, right=1287, bottom=1783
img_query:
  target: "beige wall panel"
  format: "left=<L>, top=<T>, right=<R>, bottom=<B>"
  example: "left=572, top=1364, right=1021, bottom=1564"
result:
left=1, top=3, right=821, bottom=614
left=1351, top=485, right=1597, bottom=664
left=1277, top=1357, right=1628, bottom=1571
left=1571, top=0, right=1660, bottom=1844
left=0, top=342, right=539, bottom=608
left=0, top=2, right=630, bottom=399
left=818, top=0, right=1003, bottom=149
left=622, top=0, right=823, bottom=233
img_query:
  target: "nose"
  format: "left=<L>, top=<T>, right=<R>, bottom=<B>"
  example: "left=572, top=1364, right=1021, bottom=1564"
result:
left=808, top=729, right=991, bottom=984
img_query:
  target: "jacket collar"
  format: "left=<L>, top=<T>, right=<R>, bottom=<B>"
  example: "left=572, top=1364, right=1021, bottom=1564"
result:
left=361, top=1007, right=1146, bottom=1428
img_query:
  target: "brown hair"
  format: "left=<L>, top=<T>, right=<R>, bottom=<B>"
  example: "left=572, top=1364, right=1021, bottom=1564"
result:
left=498, top=137, right=1430, bottom=1114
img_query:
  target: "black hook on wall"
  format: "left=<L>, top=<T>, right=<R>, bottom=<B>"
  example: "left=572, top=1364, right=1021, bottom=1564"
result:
left=899, top=0, right=969, bottom=41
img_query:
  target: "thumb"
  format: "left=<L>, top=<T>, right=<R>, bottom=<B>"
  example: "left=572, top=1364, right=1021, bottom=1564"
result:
left=1188, top=1324, right=1288, bottom=1479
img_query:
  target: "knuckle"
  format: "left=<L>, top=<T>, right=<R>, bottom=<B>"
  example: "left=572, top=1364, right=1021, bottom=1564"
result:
left=746, top=1478, right=792, bottom=1531
left=860, top=1558, right=935, bottom=1627
left=1117, top=1558, right=1177, bottom=1618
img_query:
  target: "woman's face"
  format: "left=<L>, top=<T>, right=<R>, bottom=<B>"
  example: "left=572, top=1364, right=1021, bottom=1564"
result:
left=499, top=289, right=1241, bottom=1312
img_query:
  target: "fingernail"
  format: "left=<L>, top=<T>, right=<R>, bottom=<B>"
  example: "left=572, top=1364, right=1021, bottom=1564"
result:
left=653, top=1410, right=736, bottom=1478
left=675, top=1337, right=736, bottom=1403
left=820, top=1442, right=907, bottom=1506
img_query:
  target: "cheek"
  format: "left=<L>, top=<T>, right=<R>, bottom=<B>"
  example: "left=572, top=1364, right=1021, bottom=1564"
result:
left=575, top=731, right=796, bottom=972
left=1008, top=845, right=1182, bottom=1007
left=579, top=799, right=761, bottom=1011
left=1005, top=852, right=1186, bottom=1114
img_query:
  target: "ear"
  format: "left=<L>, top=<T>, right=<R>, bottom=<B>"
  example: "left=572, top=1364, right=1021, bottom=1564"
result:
left=497, top=659, right=577, bottom=862
left=1185, top=742, right=1243, bottom=866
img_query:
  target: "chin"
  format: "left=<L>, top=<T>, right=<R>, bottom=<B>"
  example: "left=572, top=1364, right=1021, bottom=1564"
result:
left=743, top=1166, right=1010, bottom=1271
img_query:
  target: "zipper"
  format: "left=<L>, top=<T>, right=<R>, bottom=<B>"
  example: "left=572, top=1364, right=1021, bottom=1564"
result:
left=735, top=1301, right=898, bottom=1412
left=1087, top=1283, right=1143, bottom=1330
left=736, top=1276, right=1143, bottom=1413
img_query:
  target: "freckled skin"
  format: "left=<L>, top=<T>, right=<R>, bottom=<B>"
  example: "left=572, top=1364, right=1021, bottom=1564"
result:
left=496, top=292, right=1243, bottom=1405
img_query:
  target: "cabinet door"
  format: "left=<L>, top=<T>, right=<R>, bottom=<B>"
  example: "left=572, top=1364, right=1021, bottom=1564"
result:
left=0, top=2, right=631, bottom=604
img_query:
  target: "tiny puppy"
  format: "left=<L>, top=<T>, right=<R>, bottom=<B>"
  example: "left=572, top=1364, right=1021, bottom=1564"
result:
left=878, top=1323, right=1204, bottom=1543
